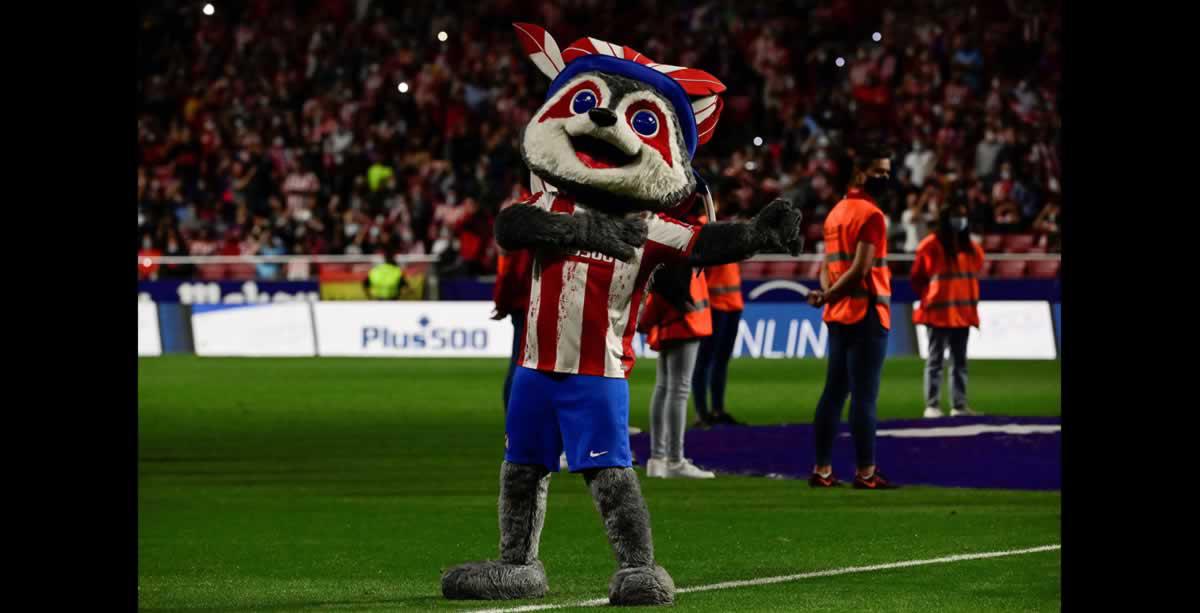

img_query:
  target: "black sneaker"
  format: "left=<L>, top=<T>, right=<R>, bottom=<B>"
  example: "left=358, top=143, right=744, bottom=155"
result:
left=692, top=413, right=715, bottom=429
left=711, top=410, right=745, bottom=426
left=852, top=470, right=899, bottom=490
left=808, top=472, right=842, bottom=488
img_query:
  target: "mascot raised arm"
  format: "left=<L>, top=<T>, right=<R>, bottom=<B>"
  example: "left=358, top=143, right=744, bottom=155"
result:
left=441, top=23, right=802, bottom=606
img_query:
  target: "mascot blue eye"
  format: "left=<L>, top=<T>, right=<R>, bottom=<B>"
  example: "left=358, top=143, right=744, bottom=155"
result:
left=572, top=90, right=597, bottom=114
left=631, top=110, right=658, bottom=137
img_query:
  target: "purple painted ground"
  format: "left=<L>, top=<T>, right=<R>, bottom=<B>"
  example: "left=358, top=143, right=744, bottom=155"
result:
left=631, top=416, right=1061, bottom=490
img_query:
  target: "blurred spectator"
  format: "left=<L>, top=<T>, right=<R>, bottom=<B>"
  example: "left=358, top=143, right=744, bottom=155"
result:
left=138, top=232, right=162, bottom=280
left=974, top=128, right=1004, bottom=180
left=1032, top=199, right=1061, bottom=250
left=159, top=226, right=194, bottom=279
left=282, top=158, right=321, bottom=222
left=903, top=140, right=937, bottom=188
left=900, top=192, right=932, bottom=253
left=992, top=199, right=1022, bottom=233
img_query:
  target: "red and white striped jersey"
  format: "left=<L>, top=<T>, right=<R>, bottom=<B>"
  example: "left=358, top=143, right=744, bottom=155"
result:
left=517, top=191, right=699, bottom=378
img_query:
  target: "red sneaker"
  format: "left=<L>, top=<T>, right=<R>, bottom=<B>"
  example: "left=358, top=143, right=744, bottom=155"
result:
left=808, top=472, right=842, bottom=488
left=853, top=470, right=899, bottom=490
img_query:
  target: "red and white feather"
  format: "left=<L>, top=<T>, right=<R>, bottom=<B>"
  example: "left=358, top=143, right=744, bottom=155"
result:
left=692, top=95, right=724, bottom=145
left=513, top=22, right=564, bottom=79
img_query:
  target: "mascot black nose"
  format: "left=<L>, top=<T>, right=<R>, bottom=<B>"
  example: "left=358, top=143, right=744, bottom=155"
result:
left=588, top=107, right=617, bottom=127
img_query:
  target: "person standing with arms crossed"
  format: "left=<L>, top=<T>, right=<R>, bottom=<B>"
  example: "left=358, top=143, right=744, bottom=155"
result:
left=805, top=145, right=897, bottom=490
left=911, top=203, right=985, bottom=418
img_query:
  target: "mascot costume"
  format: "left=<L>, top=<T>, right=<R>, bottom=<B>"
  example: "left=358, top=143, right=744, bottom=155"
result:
left=441, top=23, right=803, bottom=606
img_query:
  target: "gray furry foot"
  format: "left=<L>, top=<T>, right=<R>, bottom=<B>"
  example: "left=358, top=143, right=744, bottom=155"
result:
left=609, top=565, right=676, bottom=606
left=441, top=559, right=548, bottom=600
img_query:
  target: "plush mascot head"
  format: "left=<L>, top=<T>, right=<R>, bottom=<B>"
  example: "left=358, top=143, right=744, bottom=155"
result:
left=514, top=23, right=726, bottom=215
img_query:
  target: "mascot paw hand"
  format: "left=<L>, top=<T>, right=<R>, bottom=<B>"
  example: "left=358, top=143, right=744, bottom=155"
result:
left=579, top=211, right=647, bottom=262
left=753, top=199, right=804, bottom=255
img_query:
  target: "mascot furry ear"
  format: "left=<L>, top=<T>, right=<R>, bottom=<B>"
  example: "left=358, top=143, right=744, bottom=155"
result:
left=441, top=24, right=803, bottom=607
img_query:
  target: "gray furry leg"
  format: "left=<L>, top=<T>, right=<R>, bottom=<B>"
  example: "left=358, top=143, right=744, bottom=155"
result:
left=441, top=462, right=551, bottom=600
left=584, top=467, right=676, bottom=606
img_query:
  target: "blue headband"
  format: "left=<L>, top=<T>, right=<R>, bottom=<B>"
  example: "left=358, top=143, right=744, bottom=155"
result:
left=545, top=54, right=699, bottom=158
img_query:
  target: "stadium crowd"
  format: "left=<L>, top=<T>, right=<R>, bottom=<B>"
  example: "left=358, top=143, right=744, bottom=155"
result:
left=137, top=0, right=1061, bottom=280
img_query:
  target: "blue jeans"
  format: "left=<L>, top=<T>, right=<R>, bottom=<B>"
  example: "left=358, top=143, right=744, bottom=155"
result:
left=692, top=309, right=742, bottom=415
left=503, top=310, right=525, bottom=412
left=813, top=306, right=889, bottom=469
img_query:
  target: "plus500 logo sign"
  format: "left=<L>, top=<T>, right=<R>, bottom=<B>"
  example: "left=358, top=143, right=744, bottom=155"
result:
left=315, top=302, right=512, bottom=357
left=361, top=319, right=489, bottom=351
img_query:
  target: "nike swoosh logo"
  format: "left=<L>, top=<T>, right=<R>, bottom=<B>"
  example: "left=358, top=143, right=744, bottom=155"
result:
left=589, top=450, right=608, bottom=458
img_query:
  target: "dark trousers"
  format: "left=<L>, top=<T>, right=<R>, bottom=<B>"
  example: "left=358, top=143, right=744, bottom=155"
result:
left=503, top=310, right=526, bottom=412
left=692, top=309, right=742, bottom=415
left=813, top=307, right=889, bottom=469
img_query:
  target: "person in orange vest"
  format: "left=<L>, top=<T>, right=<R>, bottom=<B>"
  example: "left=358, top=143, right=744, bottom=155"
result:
left=911, top=202, right=985, bottom=418
left=637, top=203, right=716, bottom=479
left=805, top=144, right=897, bottom=490
left=691, top=261, right=745, bottom=427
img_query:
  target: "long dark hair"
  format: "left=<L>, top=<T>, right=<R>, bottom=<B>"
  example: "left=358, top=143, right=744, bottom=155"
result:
left=935, top=202, right=971, bottom=258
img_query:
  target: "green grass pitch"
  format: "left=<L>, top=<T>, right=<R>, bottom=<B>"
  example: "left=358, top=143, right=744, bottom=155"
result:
left=138, top=356, right=1061, bottom=611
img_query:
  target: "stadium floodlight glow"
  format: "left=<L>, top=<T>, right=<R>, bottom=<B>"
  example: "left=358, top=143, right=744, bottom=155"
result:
left=753, top=136, right=764, bottom=147
left=398, top=82, right=409, bottom=93
left=745, top=161, right=757, bottom=171
left=835, top=57, right=845, bottom=67
left=202, top=3, right=214, bottom=15
left=437, top=31, right=448, bottom=42
left=873, top=32, right=882, bottom=42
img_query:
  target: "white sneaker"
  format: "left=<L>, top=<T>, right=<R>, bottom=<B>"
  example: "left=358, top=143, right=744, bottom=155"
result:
left=663, top=459, right=716, bottom=479
left=559, top=453, right=570, bottom=471
left=627, top=426, right=643, bottom=435
left=645, top=457, right=667, bottom=478
left=923, top=407, right=944, bottom=418
left=950, top=407, right=982, bottom=417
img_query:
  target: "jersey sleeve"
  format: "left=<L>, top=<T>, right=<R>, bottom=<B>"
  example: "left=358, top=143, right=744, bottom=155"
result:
left=643, top=213, right=701, bottom=266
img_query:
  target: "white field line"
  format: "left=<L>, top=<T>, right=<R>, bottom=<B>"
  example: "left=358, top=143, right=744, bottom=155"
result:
left=464, top=544, right=1061, bottom=613
left=872, top=424, right=1062, bottom=438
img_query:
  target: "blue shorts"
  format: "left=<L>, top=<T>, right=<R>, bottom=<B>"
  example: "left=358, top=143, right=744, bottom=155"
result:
left=505, top=367, right=632, bottom=473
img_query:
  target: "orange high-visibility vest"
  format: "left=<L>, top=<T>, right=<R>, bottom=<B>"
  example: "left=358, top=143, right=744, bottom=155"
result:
left=639, top=269, right=713, bottom=351
left=911, top=234, right=984, bottom=328
left=822, top=189, right=892, bottom=329
left=705, top=262, right=744, bottom=312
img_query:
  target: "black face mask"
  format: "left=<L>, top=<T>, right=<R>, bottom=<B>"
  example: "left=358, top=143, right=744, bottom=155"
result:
left=863, top=176, right=891, bottom=201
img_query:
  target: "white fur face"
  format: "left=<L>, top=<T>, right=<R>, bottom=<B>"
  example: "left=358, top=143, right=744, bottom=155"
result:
left=521, top=72, right=695, bottom=210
